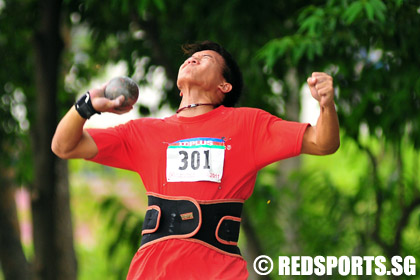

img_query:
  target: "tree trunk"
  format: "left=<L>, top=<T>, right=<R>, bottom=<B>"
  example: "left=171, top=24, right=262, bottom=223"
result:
left=0, top=170, right=31, bottom=280
left=276, top=68, right=303, bottom=255
left=242, top=209, right=272, bottom=280
left=31, top=0, right=77, bottom=279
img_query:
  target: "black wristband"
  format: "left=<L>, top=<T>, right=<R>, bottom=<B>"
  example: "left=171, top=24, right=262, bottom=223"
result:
left=74, top=91, right=101, bottom=119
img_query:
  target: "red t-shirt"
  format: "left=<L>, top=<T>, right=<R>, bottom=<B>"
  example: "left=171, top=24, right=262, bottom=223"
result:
left=87, top=106, right=309, bottom=279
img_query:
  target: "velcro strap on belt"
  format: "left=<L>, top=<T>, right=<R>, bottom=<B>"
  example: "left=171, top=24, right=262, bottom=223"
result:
left=140, top=193, right=243, bottom=256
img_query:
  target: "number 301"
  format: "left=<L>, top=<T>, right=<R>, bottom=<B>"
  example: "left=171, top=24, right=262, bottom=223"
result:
left=178, top=150, right=210, bottom=170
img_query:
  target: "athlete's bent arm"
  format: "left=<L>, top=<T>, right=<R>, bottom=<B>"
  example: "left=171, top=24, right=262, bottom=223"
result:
left=51, top=86, right=131, bottom=159
left=301, top=72, right=340, bottom=155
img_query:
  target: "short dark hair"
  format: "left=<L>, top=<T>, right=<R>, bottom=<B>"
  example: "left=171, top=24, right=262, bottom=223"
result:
left=181, top=41, right=243, bottom=107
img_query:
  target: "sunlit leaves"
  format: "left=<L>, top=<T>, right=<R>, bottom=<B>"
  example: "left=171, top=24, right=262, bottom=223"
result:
left=257, top=0, right=420, bottom=149
left=258, top=35, right=323, bottom=68
left=297, top=5, right=326, bottom=35
left=100, top=196, right=143, bottom=278
left=342, top=0, right=387, bottom=24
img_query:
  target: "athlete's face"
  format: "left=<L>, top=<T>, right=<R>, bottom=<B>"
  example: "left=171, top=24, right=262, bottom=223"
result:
left=177, top=50, right=227, bottom=92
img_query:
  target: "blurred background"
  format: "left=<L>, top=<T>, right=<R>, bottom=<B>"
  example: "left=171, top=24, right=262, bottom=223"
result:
left=1, top=0, right=419, bottom=279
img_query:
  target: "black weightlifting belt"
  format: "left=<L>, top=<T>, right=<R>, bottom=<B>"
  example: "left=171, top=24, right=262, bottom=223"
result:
left=140, top=192, right=243, bottom=256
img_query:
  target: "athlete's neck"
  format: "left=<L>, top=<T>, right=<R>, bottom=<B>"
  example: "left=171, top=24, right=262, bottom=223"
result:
left=177, top=90, right=221, bottom=117
left=176, top=103, right=216, bottom=117
left=176, top=103, right=216, bottom=114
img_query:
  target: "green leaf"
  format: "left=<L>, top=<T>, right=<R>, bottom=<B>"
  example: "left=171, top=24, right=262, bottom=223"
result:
left=153, top=0, right=166, bottom=12
left=299, top=16, right=318, bottom=35
left=364, top=2, right=375, bottom=21
left=369, top=0, right=387, bottom=12
left=298, top=7, right=325, bottom=36
left=369, top=0, right=387, bottom=22
left=297, top=5, right=317, bottom=23
left=343, top=1, right=364, bottom=24
left=257, top=37, right=294, bottom=69
left=292, top=41, right=306, bottom=64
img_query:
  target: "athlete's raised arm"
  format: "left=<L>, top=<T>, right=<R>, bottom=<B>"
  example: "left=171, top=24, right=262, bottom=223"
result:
left=51, top=85, right=132, bottom=159
left=301, top=72, right=340, bottom=155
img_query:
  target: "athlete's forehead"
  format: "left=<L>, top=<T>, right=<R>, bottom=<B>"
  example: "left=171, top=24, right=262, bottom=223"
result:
left=191, top=50, right=225, bottom=65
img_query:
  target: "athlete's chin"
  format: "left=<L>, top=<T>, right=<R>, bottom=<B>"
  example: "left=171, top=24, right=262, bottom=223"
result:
left=177, top=76, right=201, bottom=89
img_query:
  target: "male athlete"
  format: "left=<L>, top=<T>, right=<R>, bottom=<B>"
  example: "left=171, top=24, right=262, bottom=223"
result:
left=52, top=41, right=340, bottom=279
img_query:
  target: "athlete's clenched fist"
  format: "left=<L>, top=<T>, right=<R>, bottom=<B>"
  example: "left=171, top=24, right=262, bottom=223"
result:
left=307, top=72, right=335, bottom=108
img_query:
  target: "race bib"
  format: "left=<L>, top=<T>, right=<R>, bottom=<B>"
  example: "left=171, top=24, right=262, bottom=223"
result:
left=166, top=137, right=226, bottom=183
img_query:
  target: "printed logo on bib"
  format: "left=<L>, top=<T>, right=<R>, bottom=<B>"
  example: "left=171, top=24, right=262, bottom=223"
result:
left=166, top=137, right=225, bottom=183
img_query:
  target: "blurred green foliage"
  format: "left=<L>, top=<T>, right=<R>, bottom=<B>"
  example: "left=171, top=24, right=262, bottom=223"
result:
left=69, top=159, right=146, bottom=279
left=246, top=134, right=420, bottom=279
left=1, top=0, right=420, bottom=279
left=258, top=0, right=420, bottom=147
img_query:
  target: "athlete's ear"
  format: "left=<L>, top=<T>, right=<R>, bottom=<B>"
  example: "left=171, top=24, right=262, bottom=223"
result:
left=218, top=82, right=232, bottom=94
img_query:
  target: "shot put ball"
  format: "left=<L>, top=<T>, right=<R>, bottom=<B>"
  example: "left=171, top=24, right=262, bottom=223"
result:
left=104, top=76, right=139, bottom=107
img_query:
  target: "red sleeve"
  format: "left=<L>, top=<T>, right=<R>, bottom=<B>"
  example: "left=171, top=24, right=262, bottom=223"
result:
left=251, top=109, right=310, bottom=169
left=85, top=121, right=137, bottom=171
